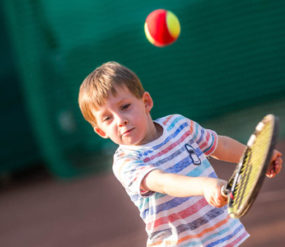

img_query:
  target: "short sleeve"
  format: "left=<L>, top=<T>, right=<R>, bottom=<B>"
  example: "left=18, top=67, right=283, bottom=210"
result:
left=186, top=118, right=218, bottom=156
left=113, top=149, right=157, bottom=197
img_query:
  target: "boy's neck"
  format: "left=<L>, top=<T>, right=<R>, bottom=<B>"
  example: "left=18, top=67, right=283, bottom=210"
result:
left=140, top=119, right=163, bottom=145
left=132, top=115, right=163, bottom=146
left=153, top=122, right=163, bottom=140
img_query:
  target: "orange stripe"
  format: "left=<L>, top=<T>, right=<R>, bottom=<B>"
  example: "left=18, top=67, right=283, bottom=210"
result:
left=189, top=120, right=194, bottom=135
left=148, top=215, right=231, bottom=246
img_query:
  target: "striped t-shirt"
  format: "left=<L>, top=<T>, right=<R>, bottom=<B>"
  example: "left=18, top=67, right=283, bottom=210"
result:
left=113, top=114, right=249, bottom=246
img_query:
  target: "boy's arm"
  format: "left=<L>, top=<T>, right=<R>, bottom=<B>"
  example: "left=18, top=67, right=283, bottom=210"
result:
left=211, top=135, right=246, bottom=163
left=141, top=169, right=227, bottom=208
left=211, top=135, right=283, bottom=178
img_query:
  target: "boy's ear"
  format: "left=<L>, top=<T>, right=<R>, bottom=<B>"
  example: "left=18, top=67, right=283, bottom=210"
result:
left=143, top=92, right=153, bottom=112
left=94, top=127, right=108, bottom=139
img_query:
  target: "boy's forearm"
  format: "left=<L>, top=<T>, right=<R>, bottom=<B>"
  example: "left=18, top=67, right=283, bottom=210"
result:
left=142, top=170, right=220, bottom=198
left=211, top=135, right=246, bottom=163
left=157, top=172, right=206, bottom=197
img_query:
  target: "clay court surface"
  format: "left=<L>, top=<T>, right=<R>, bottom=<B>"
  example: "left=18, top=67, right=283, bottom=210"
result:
left=1, top=141, right=285, bottom=247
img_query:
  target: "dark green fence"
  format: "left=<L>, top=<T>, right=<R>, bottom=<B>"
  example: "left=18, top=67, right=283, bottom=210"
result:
left=2, top=0, right=285, bottom=177
left=0, top=4, right=41, bottom=174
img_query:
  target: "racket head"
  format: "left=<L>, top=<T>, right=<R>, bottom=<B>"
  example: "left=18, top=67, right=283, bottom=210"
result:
left=227, top=114, right=279, bottom=218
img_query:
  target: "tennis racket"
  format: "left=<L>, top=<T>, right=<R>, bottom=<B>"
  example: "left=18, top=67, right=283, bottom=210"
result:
left=221, top=114, right=279, bottom=218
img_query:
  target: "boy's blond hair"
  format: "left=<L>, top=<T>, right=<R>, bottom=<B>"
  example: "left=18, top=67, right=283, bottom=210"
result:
left=78, top=61, right=145, bottom=127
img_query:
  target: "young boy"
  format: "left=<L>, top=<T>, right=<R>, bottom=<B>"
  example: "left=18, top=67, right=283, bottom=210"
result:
left=78, top=61, right=282, bottom=246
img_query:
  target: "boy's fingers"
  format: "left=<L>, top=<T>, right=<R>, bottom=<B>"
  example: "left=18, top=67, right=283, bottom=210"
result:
left=266, top=157, right=283, bottom=178
left=214, top=192, right=228, bottom=207
left=266, top=164, right=276, bottom=178
left=275, top=159, right=282, bottom=174
left=215, top=199, right=227, bottom=208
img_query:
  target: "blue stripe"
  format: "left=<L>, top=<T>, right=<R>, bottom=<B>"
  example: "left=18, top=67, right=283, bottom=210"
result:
left=156, top=197, right=190, bottom=214
left=196, top=128, right=204, bottom=145
left=176, top=208, right=224, bottom=234
left=165, top=156, right=192, bottom=173
left=152, top=145, right=187, bottom=167
left=202, top=220, right=240, bottom=246
left=131, top=194, right=139, bottom=201
left=138, top=196, right=148, bottom=208
left=158, top=145, right=202, bottom=166
left=167, top=115, right=184, bottom=131
left=186, top=160, right=211, bottom=177
left=192, top=121, right=199, bottom=141
left=209, top=171, right=218, bottom=178
left=153, top=122, right=188, bottom=150
left=180, top=219, right=240, bottom=247
left=155, top=192, right=167, bottom=199
left=150, top=207, right=225, bottom=240
left=142, top=197, right=190, bottom=218
left=131, top=166, right=216, bottom=207
left=206, top=223, right=244, bottom=247
left=138, top=169, right=217, bottom=219
left=142, top=122, right=188, bottom=156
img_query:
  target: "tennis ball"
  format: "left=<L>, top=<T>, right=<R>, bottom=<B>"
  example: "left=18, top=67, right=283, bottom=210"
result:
left=144, top=9, right=181, bottom=47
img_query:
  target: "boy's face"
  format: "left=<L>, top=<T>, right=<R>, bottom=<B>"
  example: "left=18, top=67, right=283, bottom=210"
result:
left=92, top=86, right=154, bottom=146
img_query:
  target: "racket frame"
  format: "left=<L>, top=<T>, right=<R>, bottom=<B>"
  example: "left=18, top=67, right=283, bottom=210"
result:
left=223, top=114, right=279, bottom=218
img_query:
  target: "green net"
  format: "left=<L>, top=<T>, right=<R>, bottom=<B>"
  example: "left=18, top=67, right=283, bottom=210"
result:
left=0, top=4, right=41, bottom=174
left=2, top=0, right=285, bottom=177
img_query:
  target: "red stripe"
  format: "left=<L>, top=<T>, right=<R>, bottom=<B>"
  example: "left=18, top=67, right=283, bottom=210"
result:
left=146, top=198, right=208, bottom=230
left=148, top=215, right=232, bottom=246
left=227, top=231, right=248, bottom=247
left=143, top=130, right=191, bottom=163
left=163, top=115, right=173, bottom=125
left=205, top=134, right=217, bottom=155
left=199, top=131, right=210, bottom=151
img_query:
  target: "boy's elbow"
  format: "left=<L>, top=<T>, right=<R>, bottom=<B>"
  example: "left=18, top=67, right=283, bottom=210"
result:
left=212, top=135, right=246, bottom=163
left=141, top=169, right=168, bottom=194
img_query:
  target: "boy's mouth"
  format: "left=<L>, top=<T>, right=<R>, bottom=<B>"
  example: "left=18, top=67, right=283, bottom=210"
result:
left=122, top=128, right=135, bottom=136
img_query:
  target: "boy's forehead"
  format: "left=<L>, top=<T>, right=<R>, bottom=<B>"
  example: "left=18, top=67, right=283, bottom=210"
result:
left=112, top=84, right=132, bottom=95
left=94, top=86, right=135, bottom=111
left=106, top=85, right=134, bottom=102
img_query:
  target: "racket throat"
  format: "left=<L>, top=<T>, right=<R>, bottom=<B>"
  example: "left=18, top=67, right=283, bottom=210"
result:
left=228, top=148, right=252, bottom=207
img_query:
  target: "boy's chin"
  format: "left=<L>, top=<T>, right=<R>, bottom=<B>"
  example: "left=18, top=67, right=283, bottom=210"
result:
left=120, top=138, right=144, bottom=146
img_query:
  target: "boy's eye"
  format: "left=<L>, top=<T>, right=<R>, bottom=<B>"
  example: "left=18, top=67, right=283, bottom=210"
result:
left=103, top=116, right=111, bottom=122
left=121, top=104, right=130, bottom=110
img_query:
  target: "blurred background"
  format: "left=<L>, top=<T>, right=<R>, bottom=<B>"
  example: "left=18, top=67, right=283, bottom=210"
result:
left=1, top=0, right=285, bottom=246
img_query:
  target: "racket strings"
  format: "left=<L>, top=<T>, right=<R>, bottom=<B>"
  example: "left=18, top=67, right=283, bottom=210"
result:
left=231, top=120, right=273, bottom=215
left=227, top=115, right=277, bottom=218
left=231, top=150, right=252, bottom=207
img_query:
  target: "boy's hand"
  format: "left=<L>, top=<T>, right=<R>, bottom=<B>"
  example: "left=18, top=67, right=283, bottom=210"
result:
left=202, top=178, right=228, bottom=208
left=266, top=149, right=283, bottom=178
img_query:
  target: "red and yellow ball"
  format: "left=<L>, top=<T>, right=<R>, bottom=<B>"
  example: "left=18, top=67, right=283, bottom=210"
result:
left=144, top=9, right=181, bottom=47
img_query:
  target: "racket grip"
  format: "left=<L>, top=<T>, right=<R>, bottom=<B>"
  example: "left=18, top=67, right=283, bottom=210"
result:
left=221, top=185, right=229, bottom=198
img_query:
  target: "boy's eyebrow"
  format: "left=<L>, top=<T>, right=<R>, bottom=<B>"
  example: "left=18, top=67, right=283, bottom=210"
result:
left=116, top=98, right=129, bottom=105
left=94, top=92, right=132, bottom=117
left=111, top=94, right=131, bottom=106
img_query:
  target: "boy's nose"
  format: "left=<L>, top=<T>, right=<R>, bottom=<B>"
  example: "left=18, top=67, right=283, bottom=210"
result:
left=118, top=117, right=128, bottom=127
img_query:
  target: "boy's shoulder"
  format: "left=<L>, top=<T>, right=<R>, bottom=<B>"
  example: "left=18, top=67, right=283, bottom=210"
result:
left=113, top=114, right=191, bottom=161
left=113, top=145, right=143, bottom=161
left=155, top=113, right=189, bottom=127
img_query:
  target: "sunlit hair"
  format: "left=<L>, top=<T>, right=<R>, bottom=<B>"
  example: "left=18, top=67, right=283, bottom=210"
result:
left=78, top=61, right=145, bottom=127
